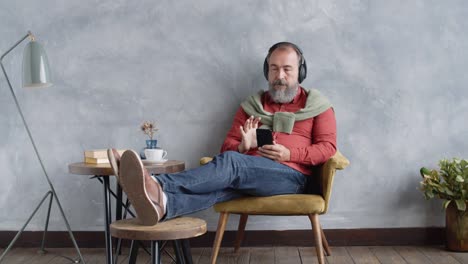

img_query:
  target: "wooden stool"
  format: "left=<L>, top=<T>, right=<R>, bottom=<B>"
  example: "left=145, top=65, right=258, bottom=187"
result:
left=110, top=217, right=207, bottom=264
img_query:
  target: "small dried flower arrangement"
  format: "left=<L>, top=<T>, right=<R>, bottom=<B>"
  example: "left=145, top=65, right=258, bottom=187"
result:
left=140, top=121, right=159, bottom=140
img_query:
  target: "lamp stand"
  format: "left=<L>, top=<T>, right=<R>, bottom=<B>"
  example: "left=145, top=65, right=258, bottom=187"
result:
left=0, top=32, right=86, bottom=264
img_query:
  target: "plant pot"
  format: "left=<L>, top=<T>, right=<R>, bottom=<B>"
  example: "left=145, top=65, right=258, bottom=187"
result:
left=446, top=202, right=468, bottom=251
left=146, top=139, right=158, bottom=149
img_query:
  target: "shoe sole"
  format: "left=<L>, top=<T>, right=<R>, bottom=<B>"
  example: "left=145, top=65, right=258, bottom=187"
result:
left=120, top=150, right=160, bottom=225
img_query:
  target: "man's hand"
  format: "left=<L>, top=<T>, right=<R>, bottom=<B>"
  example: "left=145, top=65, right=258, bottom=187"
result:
left=257, top=141, right=291, bottom=162
left=238, top=116, right=261, bottom=153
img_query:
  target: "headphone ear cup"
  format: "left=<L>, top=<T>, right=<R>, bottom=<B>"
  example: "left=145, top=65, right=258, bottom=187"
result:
left=263, top=58, right=269, bottom=81
left=298, top=58, right=307, bottom=83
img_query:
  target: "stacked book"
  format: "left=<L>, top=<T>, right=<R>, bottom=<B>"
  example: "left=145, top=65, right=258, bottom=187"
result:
left=84, top=149, right=126, bottom=164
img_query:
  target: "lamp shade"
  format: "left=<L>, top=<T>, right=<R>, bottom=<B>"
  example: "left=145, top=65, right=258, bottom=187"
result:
left=22, top=41, right=52, bottom=88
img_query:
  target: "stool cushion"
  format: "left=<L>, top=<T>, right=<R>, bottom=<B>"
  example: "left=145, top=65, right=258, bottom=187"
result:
left=110, top=217, right=207, bottom=241
left=213, top=194, right=325, bottom=215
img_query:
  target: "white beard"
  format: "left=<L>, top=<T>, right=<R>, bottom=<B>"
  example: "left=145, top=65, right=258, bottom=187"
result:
left=268, top=82, right=299, bottom=103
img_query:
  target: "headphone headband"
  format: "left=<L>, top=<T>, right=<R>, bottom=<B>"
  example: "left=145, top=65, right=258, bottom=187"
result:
left=267, top=42, right=304, bottom=64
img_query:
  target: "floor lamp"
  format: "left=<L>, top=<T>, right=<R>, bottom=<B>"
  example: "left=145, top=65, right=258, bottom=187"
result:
left=0, top=31, right=86, bottom=263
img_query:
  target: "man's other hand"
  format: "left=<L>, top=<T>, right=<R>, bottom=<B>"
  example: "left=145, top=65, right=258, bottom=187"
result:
left=238, top=116, right=261, bottom=153
left=257, top=142, right=290, bottom=162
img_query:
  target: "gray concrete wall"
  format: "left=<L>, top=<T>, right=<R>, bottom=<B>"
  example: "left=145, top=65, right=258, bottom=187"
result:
left=1, top=0, right=467, bottom=231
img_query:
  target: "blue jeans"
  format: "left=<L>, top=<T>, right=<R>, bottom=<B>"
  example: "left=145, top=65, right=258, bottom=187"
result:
left=154, top=151, right=307, bottom=220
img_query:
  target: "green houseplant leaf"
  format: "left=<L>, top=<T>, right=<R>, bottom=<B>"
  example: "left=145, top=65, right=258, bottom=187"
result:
left=443, top=200, right=452, bottom=210
left=455, top=199, right=466, bottom=211
left=419, top=158, right=468, bottom=212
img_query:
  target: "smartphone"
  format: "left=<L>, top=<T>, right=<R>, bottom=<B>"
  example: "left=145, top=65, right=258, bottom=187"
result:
left=256, top=129, right=273, bottom=147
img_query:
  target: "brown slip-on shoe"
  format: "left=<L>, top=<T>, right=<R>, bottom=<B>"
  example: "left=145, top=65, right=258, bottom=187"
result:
left=143, top=169, right=165, bottom=209
left=107, top=148, right=121, bottom=180
left=119, top=150, right=165, bottom=225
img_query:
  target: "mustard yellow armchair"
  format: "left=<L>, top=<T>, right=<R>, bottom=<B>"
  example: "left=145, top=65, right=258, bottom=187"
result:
left=200, top=151, right=349, bottom=264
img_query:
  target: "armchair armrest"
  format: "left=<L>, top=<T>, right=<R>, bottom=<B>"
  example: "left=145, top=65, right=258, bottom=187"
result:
left=200, top=157, right=213, bottom=165
left=321, top=150, right=350, bottom=213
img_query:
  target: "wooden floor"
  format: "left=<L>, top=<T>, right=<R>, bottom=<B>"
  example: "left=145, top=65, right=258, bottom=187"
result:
left=1, top=246, right=467, bottom=263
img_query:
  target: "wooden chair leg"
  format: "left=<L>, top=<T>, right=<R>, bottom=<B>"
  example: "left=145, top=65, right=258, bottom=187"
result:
left=210, top=212, right=229, bottom=264
left=234, top=214, right=248, bottom=253
left=308, top=214, right=325, bottom=264
left=320, top=225, right=331, bottom=256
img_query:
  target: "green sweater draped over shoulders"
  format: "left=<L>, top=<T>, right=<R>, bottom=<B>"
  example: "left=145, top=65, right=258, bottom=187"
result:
left=240, top=88, right=332, bottom=134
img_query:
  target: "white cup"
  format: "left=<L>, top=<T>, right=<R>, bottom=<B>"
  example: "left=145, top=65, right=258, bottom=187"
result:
left=144, top=149, right=167, bottom=161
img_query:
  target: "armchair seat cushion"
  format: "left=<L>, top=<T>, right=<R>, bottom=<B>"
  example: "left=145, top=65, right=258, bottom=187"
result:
left=213, top=194, right=325, bottom=215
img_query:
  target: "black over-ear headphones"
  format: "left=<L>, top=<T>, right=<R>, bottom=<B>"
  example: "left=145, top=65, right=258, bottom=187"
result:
left=263, top=42, right=307, bottom=84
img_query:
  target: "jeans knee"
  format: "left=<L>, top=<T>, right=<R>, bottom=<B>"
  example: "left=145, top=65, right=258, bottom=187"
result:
left=217, top=151, right=243, bottom=164
left=222, top=150, right=241, bottom=158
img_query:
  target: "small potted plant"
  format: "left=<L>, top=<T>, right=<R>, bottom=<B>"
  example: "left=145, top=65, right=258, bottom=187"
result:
left=420, top=158, right=467, bottom=251
left=141, top=121, right=159, bottom=149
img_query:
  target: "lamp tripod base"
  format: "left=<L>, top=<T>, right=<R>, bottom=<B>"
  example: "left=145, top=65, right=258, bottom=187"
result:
left=0, top=190, right=86, bottom=264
